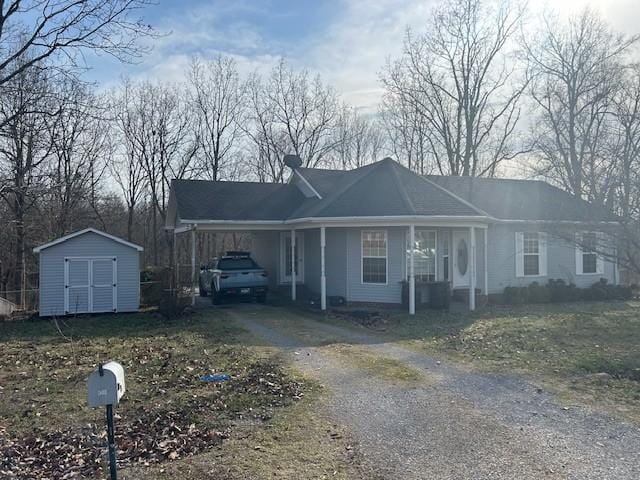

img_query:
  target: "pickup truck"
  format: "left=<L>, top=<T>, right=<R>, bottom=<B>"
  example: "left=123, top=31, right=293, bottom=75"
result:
left=199, top=252, right=268, bottom=304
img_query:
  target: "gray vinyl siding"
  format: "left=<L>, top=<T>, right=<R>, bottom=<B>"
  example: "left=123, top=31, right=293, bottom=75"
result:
left=38, top=232, right=140, bottom=317
left=304, top=229, right=320, bottom=293
left=346, top=227, right=405, bottom=304
left=251, top=231, right=279, bottom=289
left=302, top=228, right=348, bottom=298
left=486, top=224, right=616, bottom=294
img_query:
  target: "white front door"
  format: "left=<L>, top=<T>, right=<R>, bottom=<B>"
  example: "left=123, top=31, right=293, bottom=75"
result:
left=452, top=230, right=470, bottom=287
left=280, top=232, right=304, bottom=283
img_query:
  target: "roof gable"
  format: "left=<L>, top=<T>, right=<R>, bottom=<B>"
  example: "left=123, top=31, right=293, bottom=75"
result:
left=291, top=159, right=484, bottom=219
left=33, top=228, right=143, bottom=253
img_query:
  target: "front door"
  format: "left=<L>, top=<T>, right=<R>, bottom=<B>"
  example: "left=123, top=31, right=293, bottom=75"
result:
left=452, top=231, right=470, bottom=287
left=280, top=232, right=304, bottom=283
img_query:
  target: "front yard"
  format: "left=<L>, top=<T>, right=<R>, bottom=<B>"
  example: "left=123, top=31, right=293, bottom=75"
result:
left=2, top=300, right=638, bottom=478
left=375, top=301, right=640, bottom=422
left=0, top=309, right=363, bottom=479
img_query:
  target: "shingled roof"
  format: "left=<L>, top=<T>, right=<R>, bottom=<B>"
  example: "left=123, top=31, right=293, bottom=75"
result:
left=169, top=179, right=304, bottom=221
left=425, top=175, right=617, bottom=222
left=167, top=158, right=618, bottom=225
left=292, top=159, right=483, bottom=218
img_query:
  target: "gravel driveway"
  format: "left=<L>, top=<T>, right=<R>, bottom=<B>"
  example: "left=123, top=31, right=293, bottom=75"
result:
left=229, top=306, right=640, bottom=480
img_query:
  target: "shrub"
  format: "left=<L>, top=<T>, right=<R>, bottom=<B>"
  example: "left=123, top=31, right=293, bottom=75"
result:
left=547, top=279, right=582, bottom=302
left=502, top=278, right=632, bottom=305
left=158, top=289, right=189, bottom=320
left=503, top=286, right=529, bottom=305
left=141, top=267, right=172, bottom=307
left=528, top=282, right=551, bottom=303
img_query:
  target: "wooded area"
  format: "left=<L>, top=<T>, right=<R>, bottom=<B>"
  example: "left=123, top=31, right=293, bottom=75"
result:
left=1, top=0, right=639, bottom=306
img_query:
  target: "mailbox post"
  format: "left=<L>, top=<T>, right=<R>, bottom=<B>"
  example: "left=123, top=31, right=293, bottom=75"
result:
left=88, top=361, right=125, bottom=480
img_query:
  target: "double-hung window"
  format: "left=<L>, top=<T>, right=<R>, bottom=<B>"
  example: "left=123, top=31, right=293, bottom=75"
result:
left=516, top=232, right=547, bottom=277
left=523, top=232, right=540, bottom=276
left=407, top=229, right=437, bottom=282
left=576, top=232, right=603, bottom=275
left=362, top=230, right=387, bottom=284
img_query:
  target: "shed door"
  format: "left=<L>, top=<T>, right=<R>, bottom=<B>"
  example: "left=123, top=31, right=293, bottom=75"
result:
left=65, top=259, right=90, bottom=314
left=91, top=258, right=116, bottom=313
left=65, top=257, right=116, bottom=314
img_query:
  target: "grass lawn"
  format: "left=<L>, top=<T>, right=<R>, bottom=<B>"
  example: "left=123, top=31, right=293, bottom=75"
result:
left=0, top=308, right=364, bottom=479
left=373, top=301, right=640, bottom=422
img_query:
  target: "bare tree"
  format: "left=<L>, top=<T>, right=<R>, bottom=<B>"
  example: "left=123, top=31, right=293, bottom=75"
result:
left=113, top=79, right=197, bottom=264
left=46, top=80, right=110, bottom=237
left=382, top=0, right=528, bottom=176
left=0, top=1, right=155, bottom=89
left=610, top=64, right=640, bottom=220
left=332, top=104, right=386, bottom=170
left=0, top=61, right=57, bottom=303
left=245, top=59, right=341, bottom=182
left=110, top=79, right=147, bottom=241
left=380, top=93, right=433, bottom=174
left=188, top=56, right=247, bottom=181
left=525, top=9, right=639, bottom=200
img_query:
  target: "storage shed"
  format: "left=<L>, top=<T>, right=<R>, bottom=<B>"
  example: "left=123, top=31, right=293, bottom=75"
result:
left=34, top=228, right=143, bottom=317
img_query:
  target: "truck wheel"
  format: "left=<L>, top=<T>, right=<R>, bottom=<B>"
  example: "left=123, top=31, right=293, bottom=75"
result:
left=256, top=294, right=267, bottom=304
left=211, top=284, right=222, bottom=305
left=199, top=280, right=208, bottom=297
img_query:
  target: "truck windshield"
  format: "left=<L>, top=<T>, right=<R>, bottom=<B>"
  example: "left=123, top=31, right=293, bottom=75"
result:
left=217, top=258, right=258, bottom=270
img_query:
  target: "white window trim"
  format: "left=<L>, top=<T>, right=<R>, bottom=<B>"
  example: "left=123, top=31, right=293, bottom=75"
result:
left=575, top=231, right=605, bottom=275
left=405, top=228, right=438, bottom=281
left=361, top=229, right=388, bottom=285
left=515, top=232, right=547, bottom=278
left=441, top=230, right=450, bottom=281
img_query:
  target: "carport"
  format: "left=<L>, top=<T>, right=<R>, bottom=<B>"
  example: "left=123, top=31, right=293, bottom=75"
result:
left=171, top=222, right=327, bottom=310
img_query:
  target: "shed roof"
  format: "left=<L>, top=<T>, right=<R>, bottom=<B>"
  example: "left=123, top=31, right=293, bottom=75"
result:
left=33, top=228, right=144, bottom=253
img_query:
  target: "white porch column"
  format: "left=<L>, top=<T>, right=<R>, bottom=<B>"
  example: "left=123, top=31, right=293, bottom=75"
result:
left=484, top=228, right=489, bottom=298
left=320, top=226, right=326, bottom=311
left=191, top=226, right=197, bottom=306
left=409, top=224, right=416, bottom=315
left=291, top=229, right=296, bottom=301
left=469, top=226, right=476, bottom=311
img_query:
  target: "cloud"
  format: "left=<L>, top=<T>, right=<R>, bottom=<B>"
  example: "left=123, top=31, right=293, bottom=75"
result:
left=92, top=0, right=640, bottom=109
left=301, top=0, right=436, bottom=111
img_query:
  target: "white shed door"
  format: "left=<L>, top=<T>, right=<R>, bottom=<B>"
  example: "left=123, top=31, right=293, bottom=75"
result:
left=91, top=258, right=116, bottom=313
left=66, top=259, right=90, bottom=314
left=65, top=257, right=116, bottom=314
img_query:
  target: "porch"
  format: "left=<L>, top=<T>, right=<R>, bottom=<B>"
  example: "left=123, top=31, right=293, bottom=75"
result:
left=174, top=221, right=489, bottom=314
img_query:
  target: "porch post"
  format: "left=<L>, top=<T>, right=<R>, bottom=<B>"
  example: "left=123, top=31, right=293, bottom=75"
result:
left=484, top=228, right=488, bottom=298
left=469, top=226, right=476, bottom=311
left=191, top=226, right=196, bottom=306
left=409, top=224, right=415, bottom=315
left=320, top=226, right=326, bottom=311
left=291, top=229, right=296, bottom=301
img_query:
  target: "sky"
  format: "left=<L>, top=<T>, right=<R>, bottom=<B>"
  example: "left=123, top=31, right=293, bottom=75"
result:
left=87, top=0, right=640, bottom=112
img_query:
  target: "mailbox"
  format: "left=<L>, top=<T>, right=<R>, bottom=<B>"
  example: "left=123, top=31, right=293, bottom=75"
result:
left=88, top=361, right=126, bottom=407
